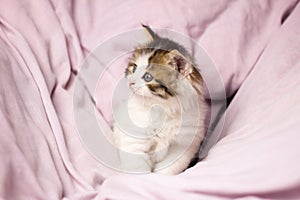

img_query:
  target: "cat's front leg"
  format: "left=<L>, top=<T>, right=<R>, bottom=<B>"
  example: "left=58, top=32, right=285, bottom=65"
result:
left=113, top=126, right=155, bottom=173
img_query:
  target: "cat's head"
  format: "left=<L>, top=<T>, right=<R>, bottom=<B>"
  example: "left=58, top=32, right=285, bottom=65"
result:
left=125, top=25, right=203, bottom=100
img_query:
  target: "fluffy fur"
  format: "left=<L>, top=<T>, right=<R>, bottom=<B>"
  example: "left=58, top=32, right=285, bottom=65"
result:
left=113, top=25, right=208, bottom=175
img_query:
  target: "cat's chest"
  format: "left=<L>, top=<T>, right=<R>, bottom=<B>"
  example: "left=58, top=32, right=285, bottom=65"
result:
left=128, top=105, right=151, bottom=128
left=127, top=99, right=165, bottom=129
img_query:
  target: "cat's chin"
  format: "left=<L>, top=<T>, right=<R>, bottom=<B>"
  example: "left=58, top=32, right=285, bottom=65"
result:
left=130, top=92, right=150, bottom=100
left=129, top=90, right=165, bottom=105
left=129, top=87, right=151, bottom=98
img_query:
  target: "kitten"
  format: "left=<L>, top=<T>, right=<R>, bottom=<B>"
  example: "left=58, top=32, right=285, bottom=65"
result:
left=113, top=25, right=208, bottom=175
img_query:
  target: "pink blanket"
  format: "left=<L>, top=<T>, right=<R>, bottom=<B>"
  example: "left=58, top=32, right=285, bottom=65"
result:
left=1, top=0, right=300, bottom=199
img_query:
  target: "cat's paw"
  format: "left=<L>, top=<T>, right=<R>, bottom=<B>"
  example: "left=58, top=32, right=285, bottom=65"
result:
left=153, top=166, right=180, bottom=175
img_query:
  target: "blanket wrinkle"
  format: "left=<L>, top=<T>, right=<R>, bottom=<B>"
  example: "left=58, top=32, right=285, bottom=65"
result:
left=1, top=0, right=97, bottom=198
left=280, top=0, right=300, bottom=24
left=189, top=0, right=237, bottom=39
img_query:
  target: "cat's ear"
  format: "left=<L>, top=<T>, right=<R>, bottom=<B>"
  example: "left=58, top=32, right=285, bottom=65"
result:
left=167, top=50, right=193, bottom=77
left=142, top=24, right=158, bottom=41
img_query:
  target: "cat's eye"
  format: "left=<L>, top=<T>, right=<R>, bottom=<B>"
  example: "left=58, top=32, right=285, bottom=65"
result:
left=142, top=72, right=153, bottom=82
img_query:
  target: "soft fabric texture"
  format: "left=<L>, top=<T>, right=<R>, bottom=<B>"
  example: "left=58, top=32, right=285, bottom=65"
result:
left=0, top=0, right=300, bottom=199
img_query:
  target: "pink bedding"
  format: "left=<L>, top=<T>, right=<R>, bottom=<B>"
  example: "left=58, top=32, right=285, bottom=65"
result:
left=1, top=0, right=300, bottom=199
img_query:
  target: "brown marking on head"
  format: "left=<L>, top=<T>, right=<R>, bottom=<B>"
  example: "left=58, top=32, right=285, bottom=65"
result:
left=125, top=25, right=204, bottom=99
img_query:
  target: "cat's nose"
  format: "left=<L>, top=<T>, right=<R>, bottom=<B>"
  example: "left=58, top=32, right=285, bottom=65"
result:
left=129, top=82, right=135, bottom=87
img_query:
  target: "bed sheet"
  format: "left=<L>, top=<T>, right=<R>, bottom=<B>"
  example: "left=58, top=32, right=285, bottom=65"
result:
left=0, top=0, right=299, bottom=199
